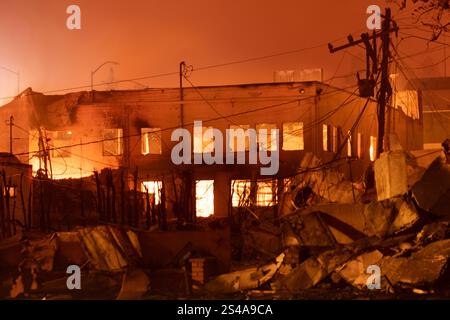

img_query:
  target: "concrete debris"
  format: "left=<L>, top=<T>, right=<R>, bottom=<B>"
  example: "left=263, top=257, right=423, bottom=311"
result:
left=77, top=225, right=141, bottom=272
left=390, top=198, right=420, bottom=234
left=275, top=256, right=325, bottom=291
left=337, top=250, right=383, bottom=289
left=204, top=253, right=284, bottom=294
left=381, top=239, right=450, bottom=287
left=362, top=198, right=419, bottom=237
left=374, top=151, right=408, bottom=201
left=280, top=197, right=419, bottom=246
left=281, top=153, right=364, bottom=213
left=3, top=149, right=450, bottom=299
left=272, top=247, right=354, bottom=291
left=283, top=212, right=337, bottom=247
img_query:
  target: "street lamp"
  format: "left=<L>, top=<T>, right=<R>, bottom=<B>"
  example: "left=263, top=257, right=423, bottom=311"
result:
left=91, top=61, right=119, bottom=102
left=0, top=65, right=20, bottom=95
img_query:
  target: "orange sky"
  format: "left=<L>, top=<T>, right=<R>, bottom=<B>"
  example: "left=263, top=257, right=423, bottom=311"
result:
left=0, top=0, right=448, bottom=103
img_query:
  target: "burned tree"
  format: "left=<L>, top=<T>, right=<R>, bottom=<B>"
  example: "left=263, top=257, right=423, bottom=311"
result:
left=389, top=0, right=449, bottom=40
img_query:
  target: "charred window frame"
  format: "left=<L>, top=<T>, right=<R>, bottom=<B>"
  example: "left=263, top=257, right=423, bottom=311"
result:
left=231, top=179, right=252, bottom=207
left=141, top=128, right=162, bottom=155
left=256, top=180, right=277, bottom=207
left=141, top=180, right=163, bottom=205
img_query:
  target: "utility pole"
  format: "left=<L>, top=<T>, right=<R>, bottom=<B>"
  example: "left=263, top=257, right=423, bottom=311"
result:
left=179, top=61, right=186, bottom=128
left=377, top=8, right=392, bottom=157
left=7, top=116, right=13, bottom=154
left=328, top=8, right=396, bottom=159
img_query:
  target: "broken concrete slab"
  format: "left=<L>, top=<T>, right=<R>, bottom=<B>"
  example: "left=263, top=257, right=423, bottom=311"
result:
left=285, top=204, right=367, bottom=244
left=77, top=226, right=141, bottom=272
left=273, top=247, right=354, bottom=291
left=389, top=198, right=420, bottom=234
left=275, top=256, right=326, bottom=291
left=282, top=198, right=418, bottom=245
left=362, top=198, right=419, bottom=238
left=338, top=250, right=383, bottom=289
left=204, top=253, right=284, bottom=294
left=285, top=212, right=337, bottom=247
left=279, top=153, right=364, bottom=214
left=374, top=151, right=408, bottom=201
left=381, top=239, right=450, bottom=287
left=361, top=201, right=394, bottom=237
left=412, top=158, right=450, bottom=217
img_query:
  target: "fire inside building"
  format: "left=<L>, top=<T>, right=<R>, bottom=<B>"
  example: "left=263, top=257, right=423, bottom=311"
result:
left=0, top=81, right=422, bottom=224
left=0, top=2, right=449, bottom=302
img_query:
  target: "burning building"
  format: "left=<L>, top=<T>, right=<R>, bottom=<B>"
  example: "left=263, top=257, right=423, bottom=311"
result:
left=0, top=81, right=422, bottom=221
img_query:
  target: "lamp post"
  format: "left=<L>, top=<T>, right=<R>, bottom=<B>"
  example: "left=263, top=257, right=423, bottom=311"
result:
left=0, top=65, right=20, bottom=94
left=91, top=61, right=119, bottom=102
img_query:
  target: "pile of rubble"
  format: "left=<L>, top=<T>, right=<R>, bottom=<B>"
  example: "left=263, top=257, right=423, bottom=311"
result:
left=201, top=148, right=450, bottom=298
left=0, top=145, right=449, bottom=300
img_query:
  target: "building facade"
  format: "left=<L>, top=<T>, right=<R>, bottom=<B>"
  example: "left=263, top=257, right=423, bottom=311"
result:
left=409, top=77, right=450, bottom=150
left=0, top=81, right=422, bottom=219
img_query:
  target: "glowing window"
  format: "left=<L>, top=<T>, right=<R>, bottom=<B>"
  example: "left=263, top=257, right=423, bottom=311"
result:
left=141, top=128, right=162, bottom=155
left=369, top=136, right=377, bottom=161
left=231, top=179, right=251, bottom=207
left=256, top=180, right=277, bottom=207
left=194, top=126, right=215, bottom=154
left=196, top=180, right=214, bottom=217
left=228, top=125, right=250, bottom=152
left=283, top=122, right=304, bottom=151
left=322, top=124, right=329, bottom=151
left=103, top=128, right=123, bottom=156
left=141, top=181, right=162, bottom=205
left=347, top=131, right=352, bottom=157
left=256, top=123, right=278, bottom=151
left=3, top=186, right=16, bottom=198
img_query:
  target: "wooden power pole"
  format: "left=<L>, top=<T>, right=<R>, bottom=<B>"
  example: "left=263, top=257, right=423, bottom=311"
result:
left=377, top=8, right=392, bottom=157
left=328, top=8, right=396, bottom=158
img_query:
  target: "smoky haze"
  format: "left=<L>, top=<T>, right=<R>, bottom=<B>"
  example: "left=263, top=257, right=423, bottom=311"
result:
left=0, top=0, right=447, bottom=103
